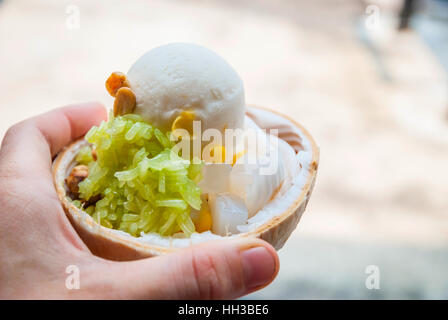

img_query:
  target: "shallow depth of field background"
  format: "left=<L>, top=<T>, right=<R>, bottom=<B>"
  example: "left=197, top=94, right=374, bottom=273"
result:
left=1, top=0, right=447, bottom=299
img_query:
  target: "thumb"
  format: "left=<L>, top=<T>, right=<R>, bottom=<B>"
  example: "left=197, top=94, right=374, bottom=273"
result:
left=100, top=238, right=279, bottom=299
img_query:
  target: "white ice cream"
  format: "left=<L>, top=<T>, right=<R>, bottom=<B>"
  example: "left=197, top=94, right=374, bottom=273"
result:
left=127, top=43, right=245, bottom=133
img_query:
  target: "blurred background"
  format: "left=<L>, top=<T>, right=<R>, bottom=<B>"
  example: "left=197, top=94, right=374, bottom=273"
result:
left=1, top=0, right=447, bottom=299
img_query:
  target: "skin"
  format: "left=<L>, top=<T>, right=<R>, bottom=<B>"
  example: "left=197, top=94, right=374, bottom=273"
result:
left=0, top=102, right=279, bottom=299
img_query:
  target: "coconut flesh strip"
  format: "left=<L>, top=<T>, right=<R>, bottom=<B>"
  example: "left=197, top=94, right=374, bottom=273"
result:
left=195, top=115, right=288, bottom=236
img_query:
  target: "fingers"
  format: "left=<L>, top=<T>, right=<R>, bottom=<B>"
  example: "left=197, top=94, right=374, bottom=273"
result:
left=99, top=238, right=279, bottom=300
left=35, top=102, right=107, bottom=157
left=0, top=103, right=106, bottom=254
left=0, top=102, right=107, bottom=180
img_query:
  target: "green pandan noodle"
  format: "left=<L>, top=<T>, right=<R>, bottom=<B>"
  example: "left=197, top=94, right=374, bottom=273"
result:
left=74, top=113, right=203, bottom=237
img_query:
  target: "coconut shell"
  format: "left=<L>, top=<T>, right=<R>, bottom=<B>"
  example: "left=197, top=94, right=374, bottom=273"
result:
left=52, top=106, right=319, bottom=261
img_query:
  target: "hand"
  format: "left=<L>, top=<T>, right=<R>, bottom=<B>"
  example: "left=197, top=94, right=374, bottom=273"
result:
left=0, top=103, right=279, bottom=299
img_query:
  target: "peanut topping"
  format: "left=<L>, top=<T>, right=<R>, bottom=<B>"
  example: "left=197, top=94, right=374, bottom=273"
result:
left=91, top=148, right=97, bottom=161
left=105, top=72, right=129, bottom=97
left=113, top=87, right=136, bottom=117
left=66, top=165, right=89, bottom=197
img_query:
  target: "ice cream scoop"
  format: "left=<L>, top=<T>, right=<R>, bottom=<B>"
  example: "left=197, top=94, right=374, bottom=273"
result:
left=125, top=43, right=245, bottom=134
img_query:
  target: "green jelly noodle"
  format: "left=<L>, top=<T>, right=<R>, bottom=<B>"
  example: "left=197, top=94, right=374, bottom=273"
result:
left=72, top=113, right=203, bottom=237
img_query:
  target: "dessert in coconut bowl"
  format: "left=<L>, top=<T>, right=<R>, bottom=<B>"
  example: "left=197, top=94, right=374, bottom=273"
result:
left=52, top=43, right=319, bottom=261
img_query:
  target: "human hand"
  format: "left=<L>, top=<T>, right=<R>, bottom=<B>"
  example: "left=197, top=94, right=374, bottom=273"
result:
left=0, top=103, right=279, bottom=299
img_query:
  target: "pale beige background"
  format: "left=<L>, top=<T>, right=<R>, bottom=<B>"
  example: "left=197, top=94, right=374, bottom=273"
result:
left=1, top=0, right=448, bottom=298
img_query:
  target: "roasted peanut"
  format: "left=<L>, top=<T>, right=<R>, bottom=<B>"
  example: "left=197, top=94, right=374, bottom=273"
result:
left=66, top=165, right=89, bottom=197
left=113, top=87, right=136, bottom=116
left=83, top=194, right=101, bottom=207
left=91, top=148, right=97, bottom=161
left=105, top=71, right=129, bottom=97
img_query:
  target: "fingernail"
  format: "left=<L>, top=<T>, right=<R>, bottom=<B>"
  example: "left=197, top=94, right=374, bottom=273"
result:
left=241, top=246, right=277, bottom=291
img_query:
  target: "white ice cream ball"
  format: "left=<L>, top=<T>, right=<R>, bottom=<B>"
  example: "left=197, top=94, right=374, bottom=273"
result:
left=127, top=43, right=245, bottom=133
left=209, top=193, right=248, bottom=236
